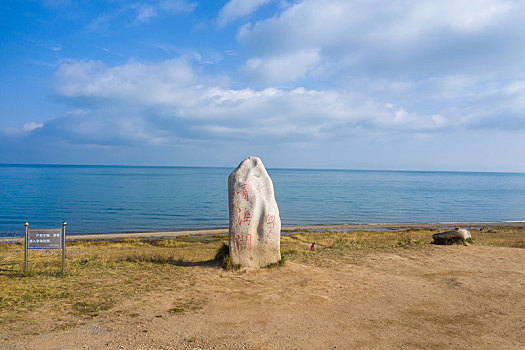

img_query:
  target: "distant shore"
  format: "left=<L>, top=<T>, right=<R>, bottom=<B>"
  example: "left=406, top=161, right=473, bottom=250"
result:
left=56, top=221, right=525, bottom=241
left=3, top=221, right=523, bottom=242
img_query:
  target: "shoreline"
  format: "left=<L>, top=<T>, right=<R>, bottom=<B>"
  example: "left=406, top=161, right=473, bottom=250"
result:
left=3, top=221, right=523, bottom=242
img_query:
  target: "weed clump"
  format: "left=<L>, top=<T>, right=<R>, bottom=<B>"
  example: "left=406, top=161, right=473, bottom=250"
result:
left=283, top=248, right=300, bottom=256
left=117, top=252, right=185, bottom=265
left=265, top=253, right=287, bottom=269
left=397, top=235, right=425, bottom=248
left=222, top=255, right=241, bottom=271
left=330, top=235, right=365, bottom=250
left=168, top=307, right=184, bottom=314
left=72, top=299, right=113, bottom=317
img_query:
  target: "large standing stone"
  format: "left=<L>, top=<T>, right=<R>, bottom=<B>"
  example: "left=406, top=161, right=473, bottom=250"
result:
left=228, top=157, right=281, bottom=267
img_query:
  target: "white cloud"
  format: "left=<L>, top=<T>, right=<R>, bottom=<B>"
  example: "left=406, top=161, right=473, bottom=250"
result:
left=237, top=0, right=523, bottom=81
left=504, top=81, right=525, bottom=111
left=48, top=58, right=453, bottom=147
left=239, top=0, right=517, bottom=46
left=133, top=0, right=197, bottom=23
left=3, top=122, right=43, bottom=136
left=47, top=57, right=525, bottom=150
left=159, top=0, right=197, bottom=14
left=55, top=58, right=199, bottom=106
left=132, top=1, right=196, bottom=23
left=89, top=0, right=196, bottom=30
left=22, top=122, right=44, bottom=131
left=453, top=79, right=525, bottom=129
left=241, top=49, right=321, bottom=84
left=407, top=0, right=513, bottom=33
left=135, top=6, right=157, bottom=23
left=217, top=0, right=273, bottom=27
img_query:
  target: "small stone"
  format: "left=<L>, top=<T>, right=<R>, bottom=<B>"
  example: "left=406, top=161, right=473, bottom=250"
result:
left=228, top=157, right=281, bottom=267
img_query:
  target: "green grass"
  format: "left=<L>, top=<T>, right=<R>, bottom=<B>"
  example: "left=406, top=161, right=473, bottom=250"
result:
left=168, top=298, right=204, bottom=314
left=222, top=254, right=241, bottom=271
left=72, top=300, right=113, bottom=317
left=265, top=253, right=287, bottom=269
left=168, top=307, right=184, bottom=314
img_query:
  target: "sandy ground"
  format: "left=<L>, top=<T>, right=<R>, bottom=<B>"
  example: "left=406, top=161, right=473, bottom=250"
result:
left=4, top=244, right=524, bottom=350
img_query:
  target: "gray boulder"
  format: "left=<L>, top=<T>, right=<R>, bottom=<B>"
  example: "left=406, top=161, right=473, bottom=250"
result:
left=228, top=157, right=281, bottom=267
left=432, top=227, right=471, bottom=243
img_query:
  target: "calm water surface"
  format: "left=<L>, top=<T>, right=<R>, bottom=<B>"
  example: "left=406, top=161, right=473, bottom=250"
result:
left=1, top=165, right=524, bottom=235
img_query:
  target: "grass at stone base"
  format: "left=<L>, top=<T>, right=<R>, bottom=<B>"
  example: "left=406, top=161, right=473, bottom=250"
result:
left=1, top=225, right=523, bottom=337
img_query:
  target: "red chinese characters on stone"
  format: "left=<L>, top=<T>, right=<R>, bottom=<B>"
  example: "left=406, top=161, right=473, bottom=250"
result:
left=234, top=233, right=252, bottom=251
left=235, top=183, right=250, bottom=226
left=236, top=183, right=249, bottom=202
left=265, top=214, right=276, bottom=245
left=266, top=215, right=275, bottom=228
left=237, top=207, right=251, bottom=226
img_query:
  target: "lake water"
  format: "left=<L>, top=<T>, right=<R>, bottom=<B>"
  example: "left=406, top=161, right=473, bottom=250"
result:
left=1, top=165, right=524, bottom=235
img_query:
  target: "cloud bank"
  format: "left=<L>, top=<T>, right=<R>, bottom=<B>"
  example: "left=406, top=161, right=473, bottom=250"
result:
left=3, top=0, right=525, bottom=170
left=46, top=58, right=454, bottom=148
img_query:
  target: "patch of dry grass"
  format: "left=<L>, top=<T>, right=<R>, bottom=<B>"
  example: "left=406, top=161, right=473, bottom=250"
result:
left=284, top=226, right=525, bottom=251
left=279, top=226, right=525, bottom=265
left=470, top=226, right=525, bottom=248
left=0, top=235, right=228, bottom=332
left=284, top=228, right=429, bottom=252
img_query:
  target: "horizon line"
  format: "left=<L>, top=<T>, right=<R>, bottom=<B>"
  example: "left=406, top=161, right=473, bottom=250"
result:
left=1, top=162, right=524, bottom=175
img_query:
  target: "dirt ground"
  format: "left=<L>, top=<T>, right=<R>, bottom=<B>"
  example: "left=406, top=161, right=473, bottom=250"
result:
left=3, top=244, right=524, bottom=350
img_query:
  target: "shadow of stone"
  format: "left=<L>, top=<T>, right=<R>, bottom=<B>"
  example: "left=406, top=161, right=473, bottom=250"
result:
left=431, top=237, right=467, bottom=245
left=163, top=259, right=222, bottom=268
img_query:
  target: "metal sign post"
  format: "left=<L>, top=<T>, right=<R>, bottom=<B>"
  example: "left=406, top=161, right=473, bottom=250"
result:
left=24, top=222, right=28, bottom=273
left=62, top=222, right=67, bottom=273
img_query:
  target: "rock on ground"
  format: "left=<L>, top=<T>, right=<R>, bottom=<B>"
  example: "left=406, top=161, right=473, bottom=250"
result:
left=432, top=227, right=472, bottom=242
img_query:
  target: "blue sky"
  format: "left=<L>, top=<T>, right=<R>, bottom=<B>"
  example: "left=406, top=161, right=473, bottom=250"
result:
left=1, top=0, right=525, bottom=171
